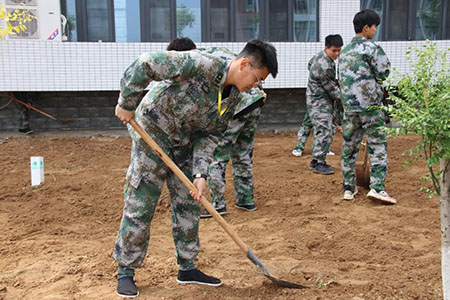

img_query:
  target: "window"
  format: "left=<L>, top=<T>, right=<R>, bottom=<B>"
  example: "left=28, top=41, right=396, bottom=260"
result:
left=209, top=0, right=230, bottom=41
left=114, top=0, right=140, bottom=42
left=60, top=0, right=115, bottom=42
left=361, top=0, right=448, bottom=40
left=294, top=0, right=318, bottom=42
left=60, top=0, right=78, bottom=41
left=61, top=0, right=320, bottom=43
left=203, top=0, right=318, bottom=42
left=235, top=0, right=260, bottom=41
left=86, top=1, right=114, bottom=41
left=177, top=0, right=202, bottom=42
left=268, top=0, right=288, bottom=41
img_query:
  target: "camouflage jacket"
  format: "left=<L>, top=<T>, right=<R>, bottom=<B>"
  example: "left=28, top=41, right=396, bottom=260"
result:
left=118, top=50, right=242, bottom=175
left=339, top=36, right=391, bottom=112
left=306, top=50, right=340, bottom=107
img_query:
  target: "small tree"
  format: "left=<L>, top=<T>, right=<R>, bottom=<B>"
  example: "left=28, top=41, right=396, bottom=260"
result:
left=0, top=3, right=35, bottom=41
left=384, top=41, right=450, bottom=299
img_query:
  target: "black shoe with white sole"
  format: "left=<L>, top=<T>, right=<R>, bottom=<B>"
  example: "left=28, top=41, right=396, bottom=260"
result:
left=177, top=269, right=222, bottom=287
left=117, top=276, right=139, bottom=298
left=235, top=203, right=257, bottom=211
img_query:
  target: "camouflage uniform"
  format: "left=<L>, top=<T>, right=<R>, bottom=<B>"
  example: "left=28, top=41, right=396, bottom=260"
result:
left=295, top=110, right=312, bottom=152
left=208, top=95, right=263, bottom=210
left=13, top=92, right=35, bottom=130
left=202, top=47, right=265, bottom=211
left=339, top=36, right=390, bottom=192
left=306, top=51, right=341, bottom=163
left=113, top=50, right=256, bottom=276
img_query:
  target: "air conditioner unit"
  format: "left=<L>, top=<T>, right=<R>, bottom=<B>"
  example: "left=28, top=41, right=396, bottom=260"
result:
left=2, top=0, right=62, bottom=41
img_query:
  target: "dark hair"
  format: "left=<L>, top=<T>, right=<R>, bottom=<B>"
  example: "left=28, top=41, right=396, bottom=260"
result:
left=353, top=9, right=380, bottom=33
left=325, top=34, right=343, bottom=48
left=237, top=39, right=278, bottom=78
left=166, top=37, right=197, bottom=51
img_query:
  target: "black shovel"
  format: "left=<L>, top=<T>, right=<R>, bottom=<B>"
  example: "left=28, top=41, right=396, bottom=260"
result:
left=129, top=119, right=307, bottom=289
left=4, top=93, right=75, bottom=125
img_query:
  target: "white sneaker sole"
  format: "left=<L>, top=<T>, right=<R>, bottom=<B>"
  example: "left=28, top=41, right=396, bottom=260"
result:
left=367, top=192, right=397, bottom=204
left=176, top=279, right=223, bottom=287
left=292, top=150, right=302, bottom=157
left=343, top=189, right=358, bottom=200
left=117, top=291, right=139, bottom=298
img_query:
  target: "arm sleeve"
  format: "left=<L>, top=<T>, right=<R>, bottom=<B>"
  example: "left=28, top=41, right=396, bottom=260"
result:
left=316, top=64, right=341, bottom=102
left=192, top=132, right=223, bottom=175
left=370, top=45, right=391, bottom=82
left=118, top=51, right=197, bottom=111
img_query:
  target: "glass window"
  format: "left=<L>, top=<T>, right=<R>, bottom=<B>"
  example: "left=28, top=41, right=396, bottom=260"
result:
left=235, top=0, right=260, bottom=42
left=176, top=0, right=201, bottom=42
left=210, top=0, right=229, bottom=41
left=114, top=0, right=140, bottom=42
left=148, top=0, right=171, bottom=41
left=415, top=0, right=441, bottom=40
left=387, top=0, right=409, bottom=40
left=268, top=0, right=288, bottom=41
left=294, top=0, right=317, bottom=42
left=60, top=0, right=78, bottom=41
left=86, top=1, right=113, bottom=41
left=361, top=0, right=384, bottom=41
left=447, top=1, right=450, bottom=39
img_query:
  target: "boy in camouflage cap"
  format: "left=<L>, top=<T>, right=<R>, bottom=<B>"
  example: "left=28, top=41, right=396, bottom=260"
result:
left=113, top=40, right=278, bottom=297
left=339, top=9, right=396, bottom=204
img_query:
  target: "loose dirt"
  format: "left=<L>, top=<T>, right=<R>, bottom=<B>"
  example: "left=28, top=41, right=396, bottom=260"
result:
left=0, top=132, right=441, bottom=299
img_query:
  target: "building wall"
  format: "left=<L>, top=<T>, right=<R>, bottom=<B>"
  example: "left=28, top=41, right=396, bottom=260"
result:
left=0, top=89, right=306, bottom=131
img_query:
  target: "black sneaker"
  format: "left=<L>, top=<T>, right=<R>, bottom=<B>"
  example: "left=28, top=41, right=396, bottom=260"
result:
left=117, top=276, right=139, bottom=298
left=201, top=207, right=227, bottom=218
left=235, top=203, right=257, bottom=211
left=18, top=127, right=33, bottom=134
left=200, top=209, right=212, bottom=218
left=309, top=159, right=318, bottom=170
left=216, top=207, right=227, bottom=215
left=177, top=269, right=222, bottom=287
left=313, top=162, right=334, bottom=175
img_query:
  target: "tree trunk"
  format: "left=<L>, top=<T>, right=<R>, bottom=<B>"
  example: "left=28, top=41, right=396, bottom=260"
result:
left=441, top=158, right=450, bottom=300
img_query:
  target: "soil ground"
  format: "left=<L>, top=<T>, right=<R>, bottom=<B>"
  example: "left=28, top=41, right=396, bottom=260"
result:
left=0, top=131, right=442, bottom=300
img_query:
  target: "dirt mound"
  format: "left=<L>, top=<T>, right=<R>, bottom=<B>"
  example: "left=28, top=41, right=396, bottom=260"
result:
left=0, top=133, right=441, bottom=299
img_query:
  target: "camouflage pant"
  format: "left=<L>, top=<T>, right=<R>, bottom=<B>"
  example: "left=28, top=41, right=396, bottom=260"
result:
left=113, top=125, right=201, bottom=273
left=295, top=111, right=312, bottom=151
left=309, top=100, right=334, bottom=163
left=208, top=108, right=261, bottom=210
left=341, top=109, right=387, bottom=191
left=13, top=94, right=31, bottom=130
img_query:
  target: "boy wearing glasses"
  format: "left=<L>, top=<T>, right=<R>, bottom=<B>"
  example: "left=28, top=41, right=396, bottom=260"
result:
left=113, top=39, right=278, bottom=298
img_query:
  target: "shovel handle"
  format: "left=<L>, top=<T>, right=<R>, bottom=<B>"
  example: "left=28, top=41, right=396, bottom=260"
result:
left=129, top=119, right=249, bottom=254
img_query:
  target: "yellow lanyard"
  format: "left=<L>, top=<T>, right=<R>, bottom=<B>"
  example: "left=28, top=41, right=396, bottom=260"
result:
left=217, top=90, right=227, bottom=116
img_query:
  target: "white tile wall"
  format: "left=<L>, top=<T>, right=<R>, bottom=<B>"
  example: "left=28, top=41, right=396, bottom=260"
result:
left=0, top=0, right=449, bottom=91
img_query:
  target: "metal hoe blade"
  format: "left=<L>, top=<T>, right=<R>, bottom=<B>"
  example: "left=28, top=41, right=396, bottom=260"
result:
left=247, top=249, right=308, bottom=289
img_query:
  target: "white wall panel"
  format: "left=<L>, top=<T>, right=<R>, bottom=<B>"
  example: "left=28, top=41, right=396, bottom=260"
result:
left=0, top=40, right=449, bottom=91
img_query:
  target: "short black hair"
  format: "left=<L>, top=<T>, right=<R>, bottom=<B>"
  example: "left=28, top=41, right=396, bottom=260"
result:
left=325, top=34, right=343, bottom=48
left=237, top=39, right=278, bottom=78
left=166, top=37, right=196, bottom=51
left=353, top=9, right=380, bottom=33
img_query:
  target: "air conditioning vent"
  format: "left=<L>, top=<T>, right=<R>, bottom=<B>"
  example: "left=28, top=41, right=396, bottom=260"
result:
left=6, top=0, right=37, bottom=5
left=7, top=8, right=39, bottom=39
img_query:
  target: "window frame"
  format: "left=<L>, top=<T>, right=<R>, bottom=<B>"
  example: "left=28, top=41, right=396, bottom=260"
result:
left=75, top=0, right=116, bottom=42
left=202, top=0, right=319, bottom=42
left=361, top=0, right=448, bottom=41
